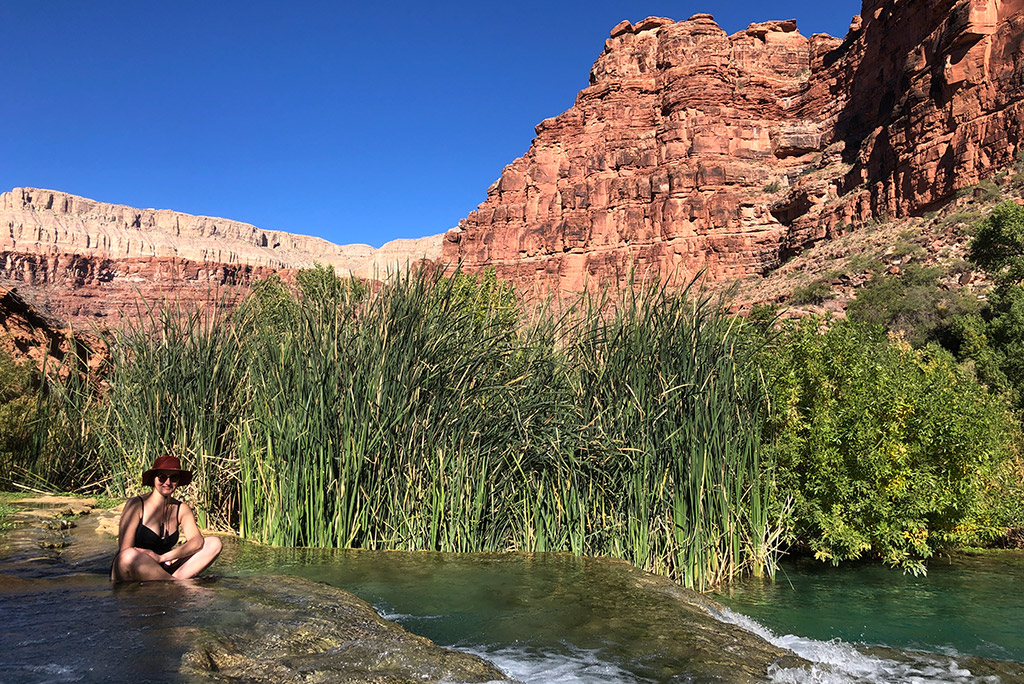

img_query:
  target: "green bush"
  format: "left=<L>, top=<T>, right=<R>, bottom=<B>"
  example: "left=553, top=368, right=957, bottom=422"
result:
left=939, top=200, right=1024, bottom=414
left=847, top=263, right=981, bottom=348
left=0, top=349, right=40, bottom=487
left=790, top=280, right=832, bottom=305
left=759, top=317, right=1018, bottom=573
left=969, top=200, right=1024, bottom=284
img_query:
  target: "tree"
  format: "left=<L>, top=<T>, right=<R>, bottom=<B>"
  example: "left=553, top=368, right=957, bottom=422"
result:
left=969, top=200, right=1024, bottom=285
left=956, top=200, right=1024, bottom=412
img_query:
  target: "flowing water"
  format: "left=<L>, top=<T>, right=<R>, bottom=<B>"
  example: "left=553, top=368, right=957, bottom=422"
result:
left=222, top=546, right=1024, bottom=683
left=713, top=554, right=1024, bottom=664
left=2, top=514, right=1023, bottom=683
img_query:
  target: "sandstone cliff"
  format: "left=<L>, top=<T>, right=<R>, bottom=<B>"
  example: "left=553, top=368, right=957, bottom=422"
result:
left=0, top=188, right=443, bottom=324
left=444, top=0, right=1024, bottom=293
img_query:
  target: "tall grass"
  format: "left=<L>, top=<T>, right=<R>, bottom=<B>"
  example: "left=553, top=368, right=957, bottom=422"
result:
left=99, top=303, right=245, bottom=528
left=562, top=283, right=775, bottom=589
left=234, top=268, right=566, bottom=552
left=24, top=266, right=781, bottom=589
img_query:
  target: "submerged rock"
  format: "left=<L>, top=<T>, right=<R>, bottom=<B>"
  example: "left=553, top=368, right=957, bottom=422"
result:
left=180, top=575, right=509, bottom=683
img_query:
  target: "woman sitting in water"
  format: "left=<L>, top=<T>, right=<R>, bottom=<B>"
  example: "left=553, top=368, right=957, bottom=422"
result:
left=110, top=455, right=222, bottom=582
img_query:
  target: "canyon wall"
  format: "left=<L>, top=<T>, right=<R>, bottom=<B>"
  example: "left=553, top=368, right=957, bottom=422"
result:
left=5, top=0, right=1024, bottom=326
left=0, top=188, right=442, bottom=324
left=444, top=0, right=1024, bottom=293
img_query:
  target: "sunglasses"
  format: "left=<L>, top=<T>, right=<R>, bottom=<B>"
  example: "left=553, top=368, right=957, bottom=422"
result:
left=155, top=472, right=181, bottom=483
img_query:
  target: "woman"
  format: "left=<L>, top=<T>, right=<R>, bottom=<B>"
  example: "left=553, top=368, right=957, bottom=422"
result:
left=110, top=455, right=222, bottom=581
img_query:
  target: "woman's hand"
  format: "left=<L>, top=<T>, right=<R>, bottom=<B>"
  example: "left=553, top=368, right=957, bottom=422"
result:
left=135, top=547, right=161, bottom=562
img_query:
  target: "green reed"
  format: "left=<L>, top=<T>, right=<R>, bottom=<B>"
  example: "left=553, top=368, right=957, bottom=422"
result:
left=233, top=268, right=541, bottom=552
left=30, top=266, right=781, bottom=589
left=565, top=282, right=776, bottom=589
left=98, top=302, right=245, bottom=528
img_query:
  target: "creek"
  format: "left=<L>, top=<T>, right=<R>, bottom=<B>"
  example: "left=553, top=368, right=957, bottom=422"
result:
left=714, top=553, right=1024, bottom=664
left=224, top=545, right=1024, bottom=683
left=1, top=502, right=1023, bottom=683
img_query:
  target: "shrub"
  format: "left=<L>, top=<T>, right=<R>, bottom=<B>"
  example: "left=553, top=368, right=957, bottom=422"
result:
left=847, top=263, right=981, bottom=348
left=0, top=348, right=40, bottom=487
left=947, top=200, right=1024, bottom=414
left=759, top=317, right=1019, bottom=573
left=970, top=200, right=1024, bottom=285
left=790, top=280, right=832, bottom=305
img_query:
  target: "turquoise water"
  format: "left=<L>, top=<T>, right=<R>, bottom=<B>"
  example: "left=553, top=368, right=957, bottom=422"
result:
left=224, top=545, right=1024, bottom=682
left=713, top=553, right=1024, bottom=664
left=3, top=533, right=1023, bottom=683
left=226, top=547, right=721, bottom=681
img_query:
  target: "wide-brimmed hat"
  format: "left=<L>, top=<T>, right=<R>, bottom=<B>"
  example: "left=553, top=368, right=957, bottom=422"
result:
left=141, top=455, right=194, bottom=487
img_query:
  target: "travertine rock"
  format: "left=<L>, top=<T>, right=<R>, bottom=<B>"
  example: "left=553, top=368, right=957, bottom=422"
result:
left=445, top=0, right=1024, bottom=293
left=0, top=188, right=443, bottom=325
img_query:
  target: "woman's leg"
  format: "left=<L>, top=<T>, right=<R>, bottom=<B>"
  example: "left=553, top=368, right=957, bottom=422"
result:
left=111, top=547, right=174, bottom=582
left=171, top=536, right=222, bottom=579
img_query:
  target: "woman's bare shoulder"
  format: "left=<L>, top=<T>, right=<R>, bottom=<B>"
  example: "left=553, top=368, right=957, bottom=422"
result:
left=120, top=495, right=143, bottom=518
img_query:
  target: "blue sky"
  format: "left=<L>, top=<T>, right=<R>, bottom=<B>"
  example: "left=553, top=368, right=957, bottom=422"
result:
left=2, top=1, right=860, bottom=248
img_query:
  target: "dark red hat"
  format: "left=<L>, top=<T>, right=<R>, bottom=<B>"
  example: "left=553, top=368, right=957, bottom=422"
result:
left=142, top=455, right=193, bottom=487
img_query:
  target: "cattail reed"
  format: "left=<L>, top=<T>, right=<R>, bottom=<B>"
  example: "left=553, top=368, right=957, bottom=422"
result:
left=32, top=266, right=782, bottom=589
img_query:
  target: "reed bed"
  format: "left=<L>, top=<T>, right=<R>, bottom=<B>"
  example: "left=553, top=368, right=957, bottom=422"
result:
left=563, top=283, right=775, bottom=588
left=29, top=266, right=782, bottom=589
left=99, top=303, right=246, bottom=527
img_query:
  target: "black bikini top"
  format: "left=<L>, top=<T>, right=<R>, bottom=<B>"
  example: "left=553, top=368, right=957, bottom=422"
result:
left=133, top=497, right=180, bottom=556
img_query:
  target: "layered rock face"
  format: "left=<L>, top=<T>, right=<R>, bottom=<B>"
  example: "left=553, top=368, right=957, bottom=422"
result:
left=0, top=188, right=442, bottom=324
left=445, top=0, right=1024, bottom=292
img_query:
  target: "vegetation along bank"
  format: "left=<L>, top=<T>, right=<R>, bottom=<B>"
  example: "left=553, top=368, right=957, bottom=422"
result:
left=3, top=202, right=1024, bottom=590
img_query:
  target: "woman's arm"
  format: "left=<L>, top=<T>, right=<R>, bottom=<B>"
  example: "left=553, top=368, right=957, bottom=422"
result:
left=116, top=496, right=143, bottom=552
left=156, top=502, right=204, bottom=564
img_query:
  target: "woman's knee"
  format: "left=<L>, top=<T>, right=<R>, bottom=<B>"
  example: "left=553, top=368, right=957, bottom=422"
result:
left=115, top=547, right=141, bottom=568
left=112, top=548, right=143, bottom=579
left=203, top=536, right=222, bottom=556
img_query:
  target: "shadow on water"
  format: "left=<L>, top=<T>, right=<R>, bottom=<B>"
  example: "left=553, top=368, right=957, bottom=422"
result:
left=0, top=575, right=217, bottom=683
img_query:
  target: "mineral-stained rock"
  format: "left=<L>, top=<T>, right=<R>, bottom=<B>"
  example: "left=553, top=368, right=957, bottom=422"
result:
left=0, top=188, right=443, bottom=326
left=444, top=0, right=1024, bottom=294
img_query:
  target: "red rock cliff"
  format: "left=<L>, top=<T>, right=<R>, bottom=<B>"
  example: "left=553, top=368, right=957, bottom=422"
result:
left=444, top=0, right=1024, bottom=293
